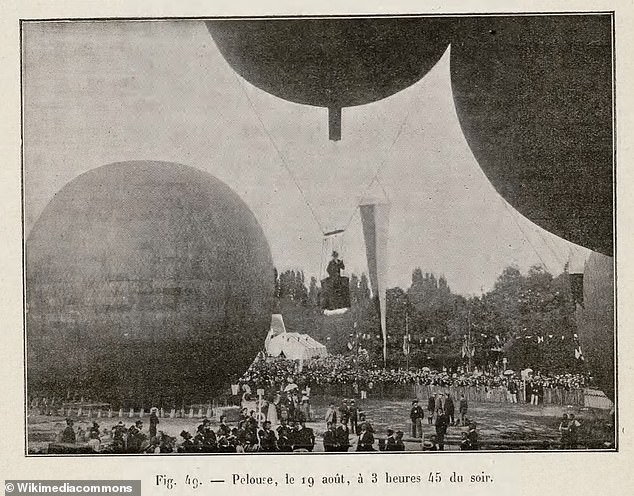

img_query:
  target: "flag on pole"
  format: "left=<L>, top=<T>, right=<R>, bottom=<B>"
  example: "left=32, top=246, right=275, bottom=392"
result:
left=360, top=198, right=390, bottom=366
left=403, top=334, right=410, bottom=356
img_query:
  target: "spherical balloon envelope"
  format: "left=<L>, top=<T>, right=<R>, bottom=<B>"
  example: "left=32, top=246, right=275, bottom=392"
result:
left=450, top=15, right=613, bottom=255
left=26, top=161, right=274, bottom=404
left=575, top=252, right=615, bottom=401
left=207, top=18, right=452, bottom=139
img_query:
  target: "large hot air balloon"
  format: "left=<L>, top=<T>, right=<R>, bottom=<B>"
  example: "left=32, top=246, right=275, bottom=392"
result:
left=450, top=15, right=613, bottom=256
left=207, top=18, right=452, bottom=140
left=575, top=252, right=615, bottom=401
left=26, top=161, right=274, bottom=405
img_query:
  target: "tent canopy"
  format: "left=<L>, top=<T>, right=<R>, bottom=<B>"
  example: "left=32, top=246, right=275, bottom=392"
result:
left=266, top=332, right=327, bottom=361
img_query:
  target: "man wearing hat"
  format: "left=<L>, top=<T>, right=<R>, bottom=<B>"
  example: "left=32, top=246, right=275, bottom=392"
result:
left=61, top=418, right=76, bottom=444
left=467, top=422, right=479, bottom=450
left=385, top=428, right=397, bottom=451
left=348, top=399, right=359, bottom=434
left=410, top=400, right=424, bottom=438
left=149, top=407, right=159, bottom=439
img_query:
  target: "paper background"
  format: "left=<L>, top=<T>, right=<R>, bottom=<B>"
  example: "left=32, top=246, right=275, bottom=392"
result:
left=1, top=1, right=632, bottom=495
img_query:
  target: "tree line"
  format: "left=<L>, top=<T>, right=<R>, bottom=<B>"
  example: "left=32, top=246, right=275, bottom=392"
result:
left=273, top=265, right=585, bottom=375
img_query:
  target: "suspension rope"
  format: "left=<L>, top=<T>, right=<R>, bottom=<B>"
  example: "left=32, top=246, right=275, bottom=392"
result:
left=231, top=72, right=326, bottom=234
left=498, top=197, right=552, bottom=273
left=341, top=109, right=410, bottom=233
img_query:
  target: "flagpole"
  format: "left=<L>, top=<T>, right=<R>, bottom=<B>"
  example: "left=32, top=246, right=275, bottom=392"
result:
left=405, top=311, right=409, bottom=370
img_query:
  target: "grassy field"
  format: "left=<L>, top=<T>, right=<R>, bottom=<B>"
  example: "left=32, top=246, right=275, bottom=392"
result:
left=27, top=395, right=614, bottom=453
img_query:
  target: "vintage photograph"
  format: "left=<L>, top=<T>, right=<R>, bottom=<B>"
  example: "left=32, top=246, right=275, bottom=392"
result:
left=23, top=14, right=615, bottom=455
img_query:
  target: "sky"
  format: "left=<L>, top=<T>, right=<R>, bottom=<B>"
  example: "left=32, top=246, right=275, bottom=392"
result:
left=22, top=20, right=591, bottom=296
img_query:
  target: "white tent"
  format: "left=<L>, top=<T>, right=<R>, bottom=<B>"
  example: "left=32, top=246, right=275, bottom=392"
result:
left=264, top=314, right=287, bottom=350
left=266, top=332, right=327, bottom=361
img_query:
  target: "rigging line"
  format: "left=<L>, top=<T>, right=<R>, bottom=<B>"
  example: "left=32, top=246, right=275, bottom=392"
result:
left=341, top=110, right=410, bottom=233
left=231, top=71, right=326, bottom=235
left=498, top=196, right=551, bottom=273
left=533, top=224, right=566, bottom=268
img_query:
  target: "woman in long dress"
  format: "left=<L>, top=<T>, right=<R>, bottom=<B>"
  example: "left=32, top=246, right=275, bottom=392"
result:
left=267, top=394, right=280, bottom=427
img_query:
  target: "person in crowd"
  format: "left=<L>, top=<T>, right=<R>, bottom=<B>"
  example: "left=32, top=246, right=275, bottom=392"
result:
left=435, top=408, right=449, bottom=451
left=435, top=392, right=444, bottom=416
left=61, top=418, right=76, bottom=444
left=467, top=422, right=479, bottom=450
left=291, top=420, right=315, bottom=452
left=339, top=399, right=350, bottom=424
left=149, top=407, right=159, bottom=439
left=410, top=400, right=425, bottom=438
left=357, top=412, right=374, bottom=435
left=127, top=420, right=147, bottom=453
left=258, top=420, right=278, bottom=452
left=111, top=421, right=127, bottom=452
left=87, top=421, right=101, bottom=452
left=323, top=422, right=339, bottom=452
left=385, top=428, right=399, bottom=451
left=559, top=414, right=571, bottom=449
left=445, top=394, right=455, bottom=426
left=427, top=394, right=436, bottom=424
left=178, top=430, right=195, bottom=453
left=325, top=402, right=338, bottom=426
left=459, top=394, right=468, bottom=426
left=422, top=434, right=438, bottom=451
left=568, top=414, right=580, bottom=449
left=460, top=431, right=471, bottom=450
left=348, top=399, right=359, bottom=434
left=76, top=426, right=87, bottom=443
left=336, top=418, right=350, bottom=452
left=277, top=418, right=293, bottom=452
left=217, top=415, right=231, bottom=437
left=509, top=380, right=518, bottom=403
left=394, top=430, right=405, bottom=451
left=356, top=423, right=375, bottom=451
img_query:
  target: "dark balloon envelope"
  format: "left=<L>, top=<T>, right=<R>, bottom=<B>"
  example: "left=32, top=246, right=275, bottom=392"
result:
left=450, top=15, right=613, bottom=255
left=26, top=161, right=274, bottom=405
left=207, top=18, right=451, bottom=140
left=576, top=253, right=614, bottom=402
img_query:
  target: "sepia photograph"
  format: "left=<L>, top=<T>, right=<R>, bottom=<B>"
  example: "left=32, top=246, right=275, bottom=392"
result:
left=22, top=14, right=615, bottom=456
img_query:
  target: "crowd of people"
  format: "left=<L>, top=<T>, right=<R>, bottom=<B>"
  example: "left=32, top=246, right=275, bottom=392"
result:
left=239, top=355, right=588, bottom=398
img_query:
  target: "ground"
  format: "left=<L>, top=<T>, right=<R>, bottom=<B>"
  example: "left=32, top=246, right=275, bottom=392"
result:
left=27, top=397, right=614, bottom=453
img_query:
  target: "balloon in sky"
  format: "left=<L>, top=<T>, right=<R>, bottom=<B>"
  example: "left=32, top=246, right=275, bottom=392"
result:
left=576, top=252, right=614, bottom=402
left=450, top=15, right=613, bottom=256
left=207, top=18, right=451, bottom=140
left=26, top=161, right=274, bottom=404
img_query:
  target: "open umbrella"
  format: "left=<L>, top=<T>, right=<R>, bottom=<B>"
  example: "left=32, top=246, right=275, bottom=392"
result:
left=503, top=370, right=515, bottom=376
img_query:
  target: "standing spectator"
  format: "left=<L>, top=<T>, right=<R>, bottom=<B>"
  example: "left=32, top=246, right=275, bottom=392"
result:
left=434, top=393, right=443, bottom=417
left=325, top=403, right=338, bottom=425
left=323, top=422, right=339, bottom=452
left=558, top=414, right=571, bottom=449
left=385, top=428, right=397, bottom=451
left=435, top=409, right=449, bottom=451
left=409, top=400, right=425, bottom=438
left=356, top=424, right=375, bottom=451
left=568, top=414, right=580, bottom=449
left=349, top=399, right=359, bottom=434
left=445, top=394, right=455, bottom=426
left=61, top=418, right=76, bottom=444
left=149, top=407, right=159, bottom=439
left=336, top=419, right=350, bottom=452
left=427, top=394, right=435, bottom=424
left=339, top=399, right=350, bottom=424
left=459, top=394, right=468, bottom=426
left=509, top=380, right=518, bottom=403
